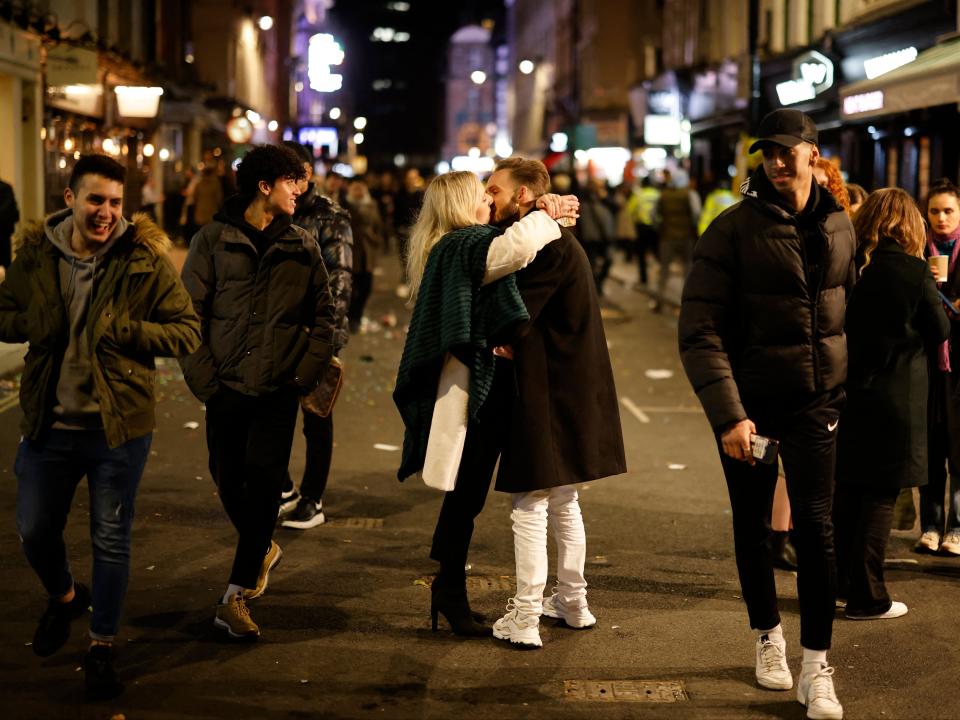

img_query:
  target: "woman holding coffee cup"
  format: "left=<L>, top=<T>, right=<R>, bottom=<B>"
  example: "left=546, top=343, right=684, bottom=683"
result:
left=835, top=188, right=949, bottom=618
left=918, top=179, right=960, bottom=556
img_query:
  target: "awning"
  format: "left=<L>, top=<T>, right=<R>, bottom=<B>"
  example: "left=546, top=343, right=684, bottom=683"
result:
left=840, top=38, right=960, bottom=120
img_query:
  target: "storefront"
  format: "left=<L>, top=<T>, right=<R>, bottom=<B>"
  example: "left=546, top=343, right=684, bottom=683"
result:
left=837, top=1, right=959, bottom=197
left=0, top=20, right=44, bottom=224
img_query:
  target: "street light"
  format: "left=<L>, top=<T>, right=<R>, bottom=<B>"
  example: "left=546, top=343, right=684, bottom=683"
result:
left=258, top=15, right=274, bottom=31
left=518, top=59, right=534, bottom=75
left=329, top=107, right=341, bottom=120
left=470, top=70, right=486, bottom=85
left=354, top=132, right=365, bottom=145
left=354, top=116, right=367, bottom=130
left=267, top=120, right=279, bottom=132
left=143, top=143, right=155, bottom=157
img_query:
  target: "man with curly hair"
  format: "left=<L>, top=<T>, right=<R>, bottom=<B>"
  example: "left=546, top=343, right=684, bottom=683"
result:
left=180, top=145, right=337, bottom=639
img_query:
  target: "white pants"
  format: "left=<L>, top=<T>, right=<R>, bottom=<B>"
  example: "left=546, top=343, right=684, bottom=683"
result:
left=510, top=485, right=587, bottom=616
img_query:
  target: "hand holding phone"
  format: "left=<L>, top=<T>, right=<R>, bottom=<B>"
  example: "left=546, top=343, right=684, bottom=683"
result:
left=749, top=434, right=780, bottom=465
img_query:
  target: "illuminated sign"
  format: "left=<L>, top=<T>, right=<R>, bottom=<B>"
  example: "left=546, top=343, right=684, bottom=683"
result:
left=776, top=50, right=834, bottom=106
left=114, top=86, right=164, bottom=118
left=644, top=115, right=681, bottom=146
left=298, top=126, right=339, bottom=157
left=843, top=91, right=885, bottom=116
left=308, top=34, right=344, bottom=93
left=863, top=47, right=917, bottom=79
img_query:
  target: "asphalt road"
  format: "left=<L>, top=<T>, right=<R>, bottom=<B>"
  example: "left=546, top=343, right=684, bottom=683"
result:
left=0, top=257, right=957, bottom=720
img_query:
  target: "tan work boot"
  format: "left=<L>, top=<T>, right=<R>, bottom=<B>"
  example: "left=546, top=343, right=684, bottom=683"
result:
left=214, top=593, right=260, bottom=640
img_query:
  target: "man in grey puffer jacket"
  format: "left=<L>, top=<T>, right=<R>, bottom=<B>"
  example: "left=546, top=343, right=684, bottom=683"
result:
left=679, top=109, right=855, bottom=720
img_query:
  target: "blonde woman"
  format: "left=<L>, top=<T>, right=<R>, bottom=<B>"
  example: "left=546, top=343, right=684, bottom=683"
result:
left=393, top=171, right=578, bottom=637
left=835, top=188, right=949, bottom=619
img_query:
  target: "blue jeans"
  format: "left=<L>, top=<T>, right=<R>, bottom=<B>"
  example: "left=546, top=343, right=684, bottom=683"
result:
left=15, top=430, right=152, bottom=641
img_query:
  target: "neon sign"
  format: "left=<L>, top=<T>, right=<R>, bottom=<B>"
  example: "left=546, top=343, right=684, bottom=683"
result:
left=308, top=34, right=344, bottom=93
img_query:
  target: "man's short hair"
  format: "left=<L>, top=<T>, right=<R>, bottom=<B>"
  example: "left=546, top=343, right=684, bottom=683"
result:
left=236, top=144, right=307, bottom=197
left=68, top=154, right=126, bottom=194
left=495, top=157, right=551, bottom=197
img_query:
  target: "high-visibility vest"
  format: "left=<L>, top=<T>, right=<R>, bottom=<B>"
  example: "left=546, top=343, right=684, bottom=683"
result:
left=626, top=186, right=660, bottom=226
left=698, top=188, right=737, bottom=236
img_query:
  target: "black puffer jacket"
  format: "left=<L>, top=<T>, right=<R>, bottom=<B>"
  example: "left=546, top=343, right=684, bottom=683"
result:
left=678, top=169, right=856, bottom=431
left=179, top=196, right=336, bottom=402
left=293, top=183, right=353, bottom=352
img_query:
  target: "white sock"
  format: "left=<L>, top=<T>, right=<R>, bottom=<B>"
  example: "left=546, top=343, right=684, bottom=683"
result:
left=758, top=624, right=784, bottom=643
left=222, top=584, right=244, bottom=604
left=802, top=647, right=828, bottom=673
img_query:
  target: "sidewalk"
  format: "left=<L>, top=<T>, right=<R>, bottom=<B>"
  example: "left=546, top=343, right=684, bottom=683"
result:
left=607, top=252, right=685, bottom=308
left=0, top=342, right=25, bottom=378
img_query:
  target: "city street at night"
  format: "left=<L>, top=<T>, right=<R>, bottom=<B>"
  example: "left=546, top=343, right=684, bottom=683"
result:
left=1, top=263, right=958, bottom=719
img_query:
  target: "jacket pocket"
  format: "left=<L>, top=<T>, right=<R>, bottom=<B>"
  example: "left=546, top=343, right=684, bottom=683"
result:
left=270, top=324, right=308, bottom=385
left=103, top=362, right=156, bottom=412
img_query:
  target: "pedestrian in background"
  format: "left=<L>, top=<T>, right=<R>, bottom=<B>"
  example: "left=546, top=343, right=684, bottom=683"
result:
left=485, top=157, right=625, bottom=649
left=813, top=158, right=851, bottom=214
left=697, top=177, right=737, bottom=237
left=654, top=169, right=699, bottom=312
left=846, top=184, right=867, bottom=215
left=626, top=175, right=660, bottom=288
left=835, top=188, right=948, bottom=620
left=0, top=177, right=19, bottom=281
left=917, top=178, right=960, bottom=556
left=0, top=154, right=200, bottom=699
left=344, top=176, right=383, bottom=334
left=679, top=109, right=854, bottom=720
left=180, top=145, right=337, bottom=639
left=577, top=178, right=615, bottom=296
left=277, top=142, right=353, bottom=530
left=394, top=169, right=576, bottom=638
left=393, top=167, right=425, bottom=298
left=191, top=165, right=224, bottom=229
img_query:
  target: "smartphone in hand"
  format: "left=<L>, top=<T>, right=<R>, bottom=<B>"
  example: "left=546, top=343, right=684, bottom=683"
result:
left=750, top=434, right=780, bottom=465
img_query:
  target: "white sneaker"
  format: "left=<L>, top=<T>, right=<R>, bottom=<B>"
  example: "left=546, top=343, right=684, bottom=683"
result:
left=797, top=665, right=843, bottom=720
left=846, top=600, right=908, bottom=620
left=492, top=599, right=542, bottom=648
left=940, top=529, right=960, bottom=555
left=915, top=530, right=940, bottom=553
left=542, top=592, right=596, bottom=628
left=755, top=635, right=793, bottom=690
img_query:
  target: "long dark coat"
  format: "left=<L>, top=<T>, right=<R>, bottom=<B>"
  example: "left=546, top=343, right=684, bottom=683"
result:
left=837, top=238, right=950, bottom=489
left=495, top=228, right=627, bottom=492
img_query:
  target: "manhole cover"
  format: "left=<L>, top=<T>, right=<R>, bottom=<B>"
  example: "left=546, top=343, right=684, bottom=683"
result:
left=325, top=517, right=384, bottom=529
left=563, top=680, right=689, bottom=703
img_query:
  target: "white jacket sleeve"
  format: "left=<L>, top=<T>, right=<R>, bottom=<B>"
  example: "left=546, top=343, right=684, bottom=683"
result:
left=482, top=209, right=561, bottom=286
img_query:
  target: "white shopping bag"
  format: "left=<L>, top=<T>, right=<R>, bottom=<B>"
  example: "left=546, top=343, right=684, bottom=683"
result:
left=421, top=354, right=469, bottom=491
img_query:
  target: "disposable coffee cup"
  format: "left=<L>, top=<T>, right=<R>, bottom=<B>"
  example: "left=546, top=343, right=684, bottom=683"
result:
left=929, top=255, right=948, bottom=283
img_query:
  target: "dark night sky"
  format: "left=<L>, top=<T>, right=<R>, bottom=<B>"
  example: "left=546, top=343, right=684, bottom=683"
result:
left=327, top=0, right=505, bottom=168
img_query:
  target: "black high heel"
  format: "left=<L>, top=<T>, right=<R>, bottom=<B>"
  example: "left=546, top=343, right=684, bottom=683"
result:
left=430, top=584, right=490, bottom=636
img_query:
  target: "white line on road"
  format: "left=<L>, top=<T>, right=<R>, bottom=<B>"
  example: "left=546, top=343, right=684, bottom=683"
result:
left=620, top=396, right=650, bottom=424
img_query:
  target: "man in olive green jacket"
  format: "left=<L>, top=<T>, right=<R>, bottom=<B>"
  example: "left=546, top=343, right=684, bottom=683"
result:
left=0, top=154, right=200, bottom=700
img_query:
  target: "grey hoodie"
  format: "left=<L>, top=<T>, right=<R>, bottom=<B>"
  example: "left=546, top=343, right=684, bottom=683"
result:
left=45, top=209, right=129, bottom=429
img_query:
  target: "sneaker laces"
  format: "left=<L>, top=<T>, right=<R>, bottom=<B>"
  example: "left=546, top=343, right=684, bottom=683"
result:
left=502, top=597, right=535, bottom=626
left=231, top=595, right=251, bottom=618
left=758, top=638, right=788, bottom=673
left=808, top=666, right=839, bottom=704
left=944, top=530, right=960, bottom=545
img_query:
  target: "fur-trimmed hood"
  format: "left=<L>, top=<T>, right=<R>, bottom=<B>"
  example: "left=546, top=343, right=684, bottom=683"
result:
left=14, top=210, right=172, bottom=257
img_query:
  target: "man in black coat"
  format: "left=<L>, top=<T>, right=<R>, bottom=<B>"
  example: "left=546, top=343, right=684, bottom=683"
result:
left=679, top=109, right=854, bottom=720
left=485, top=157, right=626, bottom=648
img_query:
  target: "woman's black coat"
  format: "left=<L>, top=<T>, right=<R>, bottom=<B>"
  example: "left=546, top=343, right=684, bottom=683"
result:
left=837, top=238, right=950, bottom=488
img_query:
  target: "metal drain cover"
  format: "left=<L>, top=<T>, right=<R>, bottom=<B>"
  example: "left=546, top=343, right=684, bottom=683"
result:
left=325, top=517, right=384, bottom=528
left=563, top=680, right=689, bottom=703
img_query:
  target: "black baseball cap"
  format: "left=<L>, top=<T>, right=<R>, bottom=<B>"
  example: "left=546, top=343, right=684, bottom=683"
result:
left=748, top=109, right=818, bottom=153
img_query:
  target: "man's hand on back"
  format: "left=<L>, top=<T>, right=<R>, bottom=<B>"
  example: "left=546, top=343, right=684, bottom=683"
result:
left=536, top=194, right=579, bottom=220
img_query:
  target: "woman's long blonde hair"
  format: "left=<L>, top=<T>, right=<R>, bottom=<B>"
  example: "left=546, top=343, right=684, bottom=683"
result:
left=853, top=187, right=926, bottom=274
left=405, top=171, right=484, bottom=303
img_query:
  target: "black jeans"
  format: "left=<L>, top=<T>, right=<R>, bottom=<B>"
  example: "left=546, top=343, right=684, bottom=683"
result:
left=349, top=271, right=373, bottom=331
left=283, top=410, right=334, bottom=502
left=430, top=364, right=511, bottom=585
left=634, top=223, right=658, bottom=285
left=719, top=390, right=843, bottom=651
left=205, top=386, right=299, bottom=588
left=834, top=484, right=899, bottom=616
left=921, top=371, right=960, bottom=533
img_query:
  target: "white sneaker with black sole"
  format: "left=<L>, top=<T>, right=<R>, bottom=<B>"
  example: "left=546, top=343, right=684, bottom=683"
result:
left=281, top=498, right=326, bottom=529
left=797, top=665, right=843, bottom=719
left=756, top=634, right=793, bottom=690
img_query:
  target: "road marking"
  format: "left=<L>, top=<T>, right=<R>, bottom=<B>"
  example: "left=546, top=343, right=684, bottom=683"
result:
left=0, top=394, right=19, bottom=416
left=620, top=397, right=650, bottom=423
